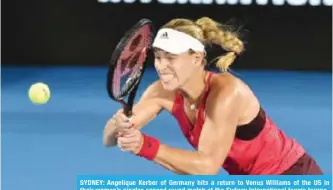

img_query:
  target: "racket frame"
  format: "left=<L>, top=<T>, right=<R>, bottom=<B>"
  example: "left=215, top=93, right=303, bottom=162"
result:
left=107, top=19, right=154, bottom=117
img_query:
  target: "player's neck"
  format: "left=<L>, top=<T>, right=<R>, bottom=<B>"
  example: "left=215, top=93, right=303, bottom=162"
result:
left=181, top=70, right=207, bottom=104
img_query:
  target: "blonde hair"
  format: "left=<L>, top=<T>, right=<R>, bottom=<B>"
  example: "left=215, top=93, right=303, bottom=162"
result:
left=162, top=17, right=244, bottom=72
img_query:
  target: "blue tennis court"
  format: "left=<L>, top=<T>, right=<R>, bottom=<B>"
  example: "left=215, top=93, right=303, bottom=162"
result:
left=2, top=66, right=332, bottom=190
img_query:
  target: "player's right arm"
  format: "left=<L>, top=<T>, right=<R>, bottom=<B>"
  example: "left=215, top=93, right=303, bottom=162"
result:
left=103, top=81, right=169, bottom=147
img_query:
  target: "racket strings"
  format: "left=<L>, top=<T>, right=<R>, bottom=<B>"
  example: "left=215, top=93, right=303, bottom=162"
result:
left=113, top=25, right=153, bottom=98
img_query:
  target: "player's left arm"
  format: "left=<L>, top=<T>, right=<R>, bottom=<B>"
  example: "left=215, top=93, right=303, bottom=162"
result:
left=153, top=82, right=244, bottom=174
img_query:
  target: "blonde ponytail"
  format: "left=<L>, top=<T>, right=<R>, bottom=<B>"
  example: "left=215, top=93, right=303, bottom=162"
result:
left=214, top=52, right=237, bottom=72
left=195, top=17, right=244, bottom=72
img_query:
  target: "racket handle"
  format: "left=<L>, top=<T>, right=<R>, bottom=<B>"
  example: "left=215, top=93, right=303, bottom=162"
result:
left=123, top=105, right=135, bottom=129
left=123, top=104, right=133, bottom=117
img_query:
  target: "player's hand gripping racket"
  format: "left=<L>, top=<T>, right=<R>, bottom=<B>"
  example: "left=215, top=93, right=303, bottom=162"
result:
left=107, top=19, right=154, bottom=118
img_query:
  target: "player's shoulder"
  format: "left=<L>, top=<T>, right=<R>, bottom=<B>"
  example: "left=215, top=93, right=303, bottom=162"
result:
left=209, top=71, right=257, bottom=107
left=210, top=72, right=244, bottom=95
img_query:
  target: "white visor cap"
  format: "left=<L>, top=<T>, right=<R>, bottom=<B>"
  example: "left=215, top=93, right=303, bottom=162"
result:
left=152, top=28, right=205, bottom=54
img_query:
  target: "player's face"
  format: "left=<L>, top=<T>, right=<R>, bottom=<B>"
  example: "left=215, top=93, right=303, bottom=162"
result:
left=154, top=49, right=202, bottom=91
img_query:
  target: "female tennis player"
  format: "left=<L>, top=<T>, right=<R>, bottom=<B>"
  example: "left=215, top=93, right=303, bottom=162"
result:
left=103, top=17, right=323, bottom=175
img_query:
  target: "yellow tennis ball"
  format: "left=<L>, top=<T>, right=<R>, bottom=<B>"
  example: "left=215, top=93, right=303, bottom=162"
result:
left=28, top=82, right=51, bottom=104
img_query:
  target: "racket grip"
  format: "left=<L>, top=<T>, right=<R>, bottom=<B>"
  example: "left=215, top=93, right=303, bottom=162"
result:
left=123, top=104, right=133, bottom=117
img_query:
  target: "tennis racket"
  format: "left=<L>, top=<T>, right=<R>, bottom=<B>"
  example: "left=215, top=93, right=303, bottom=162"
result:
left=107, top=19, right=155, bottom=117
